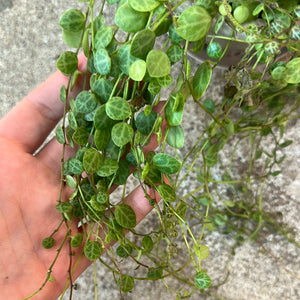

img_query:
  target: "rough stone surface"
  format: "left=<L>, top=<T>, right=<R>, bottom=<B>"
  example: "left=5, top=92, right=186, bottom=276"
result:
left=0, top=1, right=299, bottom=300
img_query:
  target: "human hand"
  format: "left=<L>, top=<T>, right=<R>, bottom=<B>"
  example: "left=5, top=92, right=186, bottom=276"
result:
left=0, top=53, right=163, bottom=300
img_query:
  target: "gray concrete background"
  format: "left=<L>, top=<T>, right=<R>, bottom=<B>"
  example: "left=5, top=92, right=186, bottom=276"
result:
left=1, top=1, right=300, bottom=300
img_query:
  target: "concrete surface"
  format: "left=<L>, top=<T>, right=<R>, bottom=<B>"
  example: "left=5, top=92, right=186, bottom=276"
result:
left=1, top=1, right=300, bottom=300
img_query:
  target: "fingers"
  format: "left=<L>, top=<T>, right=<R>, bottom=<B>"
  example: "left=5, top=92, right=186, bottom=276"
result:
left=0, top=53, right=88, bottom=154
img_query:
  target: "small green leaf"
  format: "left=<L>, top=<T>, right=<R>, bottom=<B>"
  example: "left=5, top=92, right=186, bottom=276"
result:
left=83, top=148, right=103, bottom=174
left=284, top=57, right=300, bottom=83
left=111, top=122, right=134, bottom=147
left=112, top=159, right=130, bottom=185
left=135, top=110, right=157, bottom=135
left=279, top=140, right=293, bottom=148
left=192, top=61, right=212, bottom=99
left=176, top=6, right=212, bottom=42
left=203, top=98, right=215, bottom=113
left=153, top=153, right=181, bottom=174
left=167, top=45, right=184, bottom=63
left=94, top=48, right=111, bottom=75
left=72, top=127, right=89, bottom=145
left=92, top=78, right=114, bottom=103
left=64, top=157, right=84, bottom=175
left=42, top=237, right=55, bottom=249
left=56, top=202, right=72, bottom=213
left=118, top=44, right=138, bottom=75
left=56, top=51, right=78, bottom=76
left=94, top=105, right=116, bottom=130
left=148, top=80, right=161, bottom=95
left=97, top=158, right=119, bottom=177
left=115, top=204, right=136, bottom=228
left=115, top=4, right=149, bottom=33
left=193, top=244, right=209, bottom=260
left=106, top=97, right=131, bottom=120
left=95, top=25, right=113, bottom=49
left=129, top=0, right=160, bottom=12
left=68, top=112, right=77, bottom=130
left=117, top=274, right=135, bottom=293
left=142, top=236, right=154, bottom=252
left=165, top=93, right=184, bottom=126
left=195, top=272, right=211, bottom=289
left=84, top=241, right=103, bottom=260
left=146, top=50, right=171, bottom=78
left=65, top=175, right=77, bottom=189
left=55, top=126, right=65, bottom=144
left=130, top=29, right=156, bottom=59
left=75, top=91, right=97, bottom=113
left=157, top=184, right=176, bottom=202
left=157, top=75, right=173, bottom=87
left=129, top=59, right=147, bottom=81
left=96, top=191, right=109, bottom=204
left=59, top=9, right=85, bottom=32
left=62, top=29, right=83, bottom=48
left=71, top=233, right=83, bottom=248
left=116, top=244, right=133, bottom=258
left=94, top=129, right=111, bottom=151
left=147, top=268, right=163, bottom=279
left=166, top=125, right=184, bottom=149
left=175, top=201, right=187, bottom=218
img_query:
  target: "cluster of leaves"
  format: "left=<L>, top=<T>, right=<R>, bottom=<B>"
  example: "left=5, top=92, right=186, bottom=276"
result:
left=37, top=0, right=300, bottom=299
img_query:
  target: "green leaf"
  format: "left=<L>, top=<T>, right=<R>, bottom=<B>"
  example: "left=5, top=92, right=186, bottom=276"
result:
left=135, top=110, right=157, bottom=135
left=112, top=159, right=130, bottom=185
left=62, top=29, right=83, bottom=48
left=94, top=129, right=111, bottom=151
left=83, top=148, right=103, bottom=174
left=284, top=57, right=300, bottom=83
left=42, top=237, right=55, bottom=249
left=106, top=97, right=131, bottom=120
left=176, top=6, right=211, bottom=42
left=59, top=9, right=85, bottom=32
left=157, top=184, right=176, bottom=202
left=129, top=0, right=160, bottom=12
left=56, top=202, right=72, bottom=213
left=148, top=80, right=161, bottom=95
left=193, top=244, right=209, bottom=260
left=203, top=98, right=215, bottom=113
left=94, top=105, right=116, bottom=130
left=165, top=93, right=184, bottom=126
left=92, top=78, right=114, bottom=103
left=75, top=91, right=97, bottom=113
left=115, top=4, right=149, bottom=33
left=65, top=175, right=77, bottom=189
left=90, top=196, right=107, bottom=211
left=157, top=75, right=173, bottom=87
left=130, top=29, right=156, bottom=59
left=153, top=153, right=181, bottom=174
left=68, top=112, right=77, bottom=130
left=94, top=48, right=111, bottom=75
left=192, top=61, right=212, bottom=99
left=72, top=127, right=89, bottom=145
left=111, top=122, right=134, bottom=147
left=146, top=50, right=171, bottom=78
left=147, top=268, right=163, bottom=279
left=175, top=201, right=187, bottom=218
left=82, top=28, right=90, bottom=57
left=71, top=233, right=83, bottom=248
left=64, top=157, right=84, bottom=175
left=118, top=44, right=138, bottom=75
left=142, top=236, right=154, bottom=252
left=194, top=272, right=211, bottom=289
left=129, top=59, right=147, bottom=81
left=55, top=126, right=65, bottom=144
left=117, top=274, right=135, bottom=293
left=56, top=51, right=78, bottom=76
left=95, top=25, right=113, bottom=49
left=166, top=125, right=184, bottom=149
left=279, top=140, right=293, bottom=148
left=97, top=158, right=119, bottom=177
left=167, top=45, right=184, bottom=63
left=84, top=241, right=103, bottom=260
left=115, top=204, right=136, bottom=228
left=116, top=244, right=133, bottom=258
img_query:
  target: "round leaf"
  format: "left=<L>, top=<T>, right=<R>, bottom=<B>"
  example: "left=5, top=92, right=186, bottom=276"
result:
left=195, top=272, right=211, bottom=289
left=83, top=148, right=103, bottom=174
left=115, top=4, right=149, bottom=33
left=129, top=0, right=160, bottom=12
left=167, top=45, right=184, bottom=63
left=56, top=51, right=78, bottom=76
left=92, top=78, right=114, bottom=102
left=192, top=61, right=212, bottom=99
left=130, top=29, right=156, bottom=59
left=117, top=274, right=135, bottom=293
left=142, top=236, right=154, bottom=252
left=62, top=29, right=83, bottom=48
left=135, top=110, right=157, bottom=135
left=94, top=48, right=111, bottom=75
left=111, top=122, right=134, bottom=147
left=112, top=159, right=130, bottom=185
left=106, top=97, right=131, bottom=120
left=153, top=153, right=181, bottom=174
left=64, top=157, right=84, bottom=175
left=115, top=203, right=136, bottom=228
left=59, top=9, right=85, bottom=32
left=285, top=57, right=300, bottom=83
left=166, top=125, right=184, bottom=149
left=94, top=129, right=111, bottom=151
left=146, top=50, right=171, bottom=78
left=84, top=241, right=103, bottom=260
left=42, top=237, right=55, bottom=249
left=94, top=105, right=116, bottom=130
left=75, top=91, right=97, bottom=113
left=118, top=44, right=138, bottom=75
left=72, top=127, right=89, bottom=145
left=95, top=25, right=113, bottom=49
left=157, top=184, right=176, bottom=202
left=129, top=60, right=147, bottom=81
left=71, top=233, right=83, bottom=248
left=165, top=93, right=184, bottom=126
left=176, top=6, right=212, bottom=42
left=97, top=158, right=119, bottom=177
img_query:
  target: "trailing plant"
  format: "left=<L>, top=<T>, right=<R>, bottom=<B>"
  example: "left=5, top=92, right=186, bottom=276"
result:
left=26, top=0, right=300, bottom=299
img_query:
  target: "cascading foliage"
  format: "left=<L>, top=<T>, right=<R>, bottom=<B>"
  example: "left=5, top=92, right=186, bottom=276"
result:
left=34, top=0, right=300, bottom=299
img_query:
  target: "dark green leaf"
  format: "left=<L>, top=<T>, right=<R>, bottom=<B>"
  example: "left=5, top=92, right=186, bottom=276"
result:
left=56, top=51, right=78, bottom=76
left=115, top=203, right=136, bottom=228
left=84, top=241, right=103, bottom=260
left=94, top=129, right=111, bottom=151
left=59, top=9, right=85, bottom=32
left=97, top=158, right=119, bottom=177
left=75, top=91, right=97, bottom=113
left=112, top=159, right=130, bottom=185
left=106, top=97, right=131, bottom=120
left=62, top=29, right=83, bottom=48
left=56, top=202, right=72, bottom=213
left=94, top=105, right=116, bottom=130
left=192, top=61, right=212, bottom=99
left=92, top=78, right=114, bottom=103
left=116, top=244, right=133, bottom=258
left=130, top=29, right=156, bottom=59
left=167, top=45, right=184, bottom=63
left=135, top=110, right=157, bottom=135
left=117, top=274, right=135, bottom=293
left=142, top=236, right=154, bottom=252
left=55, top=126, right=65, bottom=144
left=203, top=98, right=215, bottom=113
left=117, top=44, right=138, bottom=75
left=42, top=237, right=55, bottom=249
left=147, top=268, right=163, bottom=279
left=153, top=153, right=181, bottom=174
left=279, top=140, right=293, bottom=148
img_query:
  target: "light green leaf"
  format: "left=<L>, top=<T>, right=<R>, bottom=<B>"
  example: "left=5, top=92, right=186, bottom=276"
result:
left=165, top=93, right=184, bottom=126
left=146, top=50, right=171, bottom=78
left=176, top=6, right=212, bottom=41
left=75, top=91, right=97, bottom=113
left=56, top=51, right=78, bottom=76
left=129, top=59, right=147, bottom=81
left=157, top=184, right=176, bottom=202
left=115, top=204, right=136, bottom=228
left=284, top=57, right=300, bottom=83
left=83, top=148, right=103, bottom=174
left=97, top=158, right=119, bottom=177
left=129, top=0, right=160, bottom=12
left=95, top=25, right=113, bottom=49
left=65, top=175, right=77, bottom=189
left=62, top=29, right=83, bottom=48
left=193, top=244, right=209, bottom=260
left=192, top=61, right=212, bottom=99
left=115, top=4, right=149, bottom=33
left=166, top=125, right=184, bottom=149
left=72, top=127, right=89, bottom=145
left=55, top=202, right=72, bottom=213
left=111, top=122, right=134, bottom=147
left=157, top=75, right=173, bottom=87
left=84, top=241, right=103, bottom=260
left=96, top=191, right=109, bottom=204
left=94, top=48, right=111, bottom=75
left=195, top=272, right=211, bottom=289
left=64, top=157, right=84, bottom=175
left=55, top=126, right=65, bottom=144
left=59, top=9, right=85, bottom=32
left=130, top=29, right=156, bottom=59
left=118, top=44, right=138, bottom=75
left=71, top=233, right=83, bottom=248
left=106, top=97, right=131, bottom=120
left=153, top=153, right=181, bottom=174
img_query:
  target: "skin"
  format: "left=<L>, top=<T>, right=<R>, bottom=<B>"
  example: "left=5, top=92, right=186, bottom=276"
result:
left=0, top=53, right=165, bottom=300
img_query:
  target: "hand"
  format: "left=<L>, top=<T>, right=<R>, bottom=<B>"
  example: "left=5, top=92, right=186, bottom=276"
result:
left=0, top=54, right=163, bottom=300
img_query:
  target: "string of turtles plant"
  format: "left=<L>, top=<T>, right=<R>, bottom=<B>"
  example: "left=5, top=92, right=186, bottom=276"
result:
left=25, top=0, right=300, bottom=299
